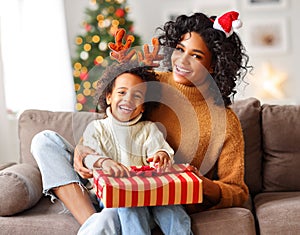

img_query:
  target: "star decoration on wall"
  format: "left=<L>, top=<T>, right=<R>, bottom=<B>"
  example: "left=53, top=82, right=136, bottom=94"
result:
left=254, top=62, right=287, bottom=99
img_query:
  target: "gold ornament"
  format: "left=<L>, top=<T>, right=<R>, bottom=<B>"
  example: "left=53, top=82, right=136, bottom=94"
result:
left=83, top=43, right=92, bottom=51
left=92, top=35, right=100, bottom=43
left=75, top=37, right=83, bottom=45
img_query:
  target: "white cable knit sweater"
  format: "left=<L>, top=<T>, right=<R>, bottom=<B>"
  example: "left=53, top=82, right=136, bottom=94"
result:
left=83, top=107, right=174, bottom=168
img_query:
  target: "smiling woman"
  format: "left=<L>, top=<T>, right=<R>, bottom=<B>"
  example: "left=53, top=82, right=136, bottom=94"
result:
left=0, top=0, right=75, bottom=113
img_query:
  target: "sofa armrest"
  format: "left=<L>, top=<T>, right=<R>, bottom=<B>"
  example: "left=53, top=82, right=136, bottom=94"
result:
left=0, top=162, right=17, bottom=171
left=0, top=163, right=43, bottom=216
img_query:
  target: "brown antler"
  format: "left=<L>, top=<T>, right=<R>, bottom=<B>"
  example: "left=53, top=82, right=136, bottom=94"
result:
left=108, top=28, right=136, bottom=63
left=108, top=28, right=164, bottom=66
left=137, top=38, right=164, bottom=67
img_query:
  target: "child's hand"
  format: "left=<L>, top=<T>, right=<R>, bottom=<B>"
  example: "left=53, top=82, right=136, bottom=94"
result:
left=147, top=151, right=172, bottom=172
left=98, top=158, right=130, bottom=177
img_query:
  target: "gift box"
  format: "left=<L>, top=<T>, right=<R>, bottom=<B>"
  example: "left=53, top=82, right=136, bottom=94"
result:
left=93, top=164, right=202, bottom=208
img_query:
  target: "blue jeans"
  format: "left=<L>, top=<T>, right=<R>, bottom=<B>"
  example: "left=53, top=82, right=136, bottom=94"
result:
left=118, top=205, right=193, bottom=235
left=31, top=130, right=121, bottom=235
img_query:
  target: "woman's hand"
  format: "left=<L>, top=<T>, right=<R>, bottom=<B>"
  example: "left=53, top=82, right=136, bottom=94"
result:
left=186, top=164, right=221, bottom=206
left=147, top=151, right=172, bottom=172
left=73, top=144, right=97, bottom=178
left=96, top=158, right=131, bottom=178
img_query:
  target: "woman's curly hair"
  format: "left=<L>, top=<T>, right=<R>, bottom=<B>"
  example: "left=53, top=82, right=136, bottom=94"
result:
left=157, top=12, right=252, bottom=106
left=95, top=61, right=161, bottom=119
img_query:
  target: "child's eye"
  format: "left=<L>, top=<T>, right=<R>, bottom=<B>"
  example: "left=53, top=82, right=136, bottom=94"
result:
left=134, top=94, right=143, bottom=99
left=118, top=91, right=126, bottom=95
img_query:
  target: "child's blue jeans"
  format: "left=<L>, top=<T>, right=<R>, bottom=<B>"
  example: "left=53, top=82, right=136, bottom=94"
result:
left=118, top=205, right=193, bottom=235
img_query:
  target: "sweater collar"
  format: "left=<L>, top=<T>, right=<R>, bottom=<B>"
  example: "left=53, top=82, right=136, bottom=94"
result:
left=166, top=72, right=208, bottom=104
left=106, top=107, right=142, bottom=126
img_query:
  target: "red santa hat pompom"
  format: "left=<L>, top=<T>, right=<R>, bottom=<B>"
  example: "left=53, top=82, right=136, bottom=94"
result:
left=213, top=11, right=242, bottom=38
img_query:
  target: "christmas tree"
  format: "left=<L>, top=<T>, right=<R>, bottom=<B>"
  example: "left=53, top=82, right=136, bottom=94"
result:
left=72, top=0, right=142, bottom=112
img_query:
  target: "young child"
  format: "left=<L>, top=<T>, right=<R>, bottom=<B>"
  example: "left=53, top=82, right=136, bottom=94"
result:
left=81, top=61, right=193, bottom=235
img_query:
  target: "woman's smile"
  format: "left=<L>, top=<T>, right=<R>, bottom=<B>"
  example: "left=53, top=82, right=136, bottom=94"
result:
left=174, top=64, right=192, bottom=76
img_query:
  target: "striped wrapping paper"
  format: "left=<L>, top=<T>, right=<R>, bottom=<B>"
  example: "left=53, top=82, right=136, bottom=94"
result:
left=93, top=164, right=202, bottom=208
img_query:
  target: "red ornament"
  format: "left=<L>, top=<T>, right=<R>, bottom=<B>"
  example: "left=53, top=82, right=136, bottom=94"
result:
left=115, top=8, right=125, bottom=18
left=129, top=25, right=134, bottom=33
left=94, top=59, right=99, bottom=65
left=85, top=23, right=92, bottom=32
left=77, top=96, right=87, bottom=104
left=80, top=72, right=89, bottom=81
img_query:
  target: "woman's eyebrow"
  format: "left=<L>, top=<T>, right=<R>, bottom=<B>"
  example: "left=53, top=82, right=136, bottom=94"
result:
left=177, top=42, right=205, bottom=55
left=193, top=48, right=205, bottom=54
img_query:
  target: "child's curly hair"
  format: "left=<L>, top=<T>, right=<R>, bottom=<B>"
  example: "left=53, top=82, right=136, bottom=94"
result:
left=157, top=12, right=252, bottom=106
left=95, top=61, right=161, bottom=119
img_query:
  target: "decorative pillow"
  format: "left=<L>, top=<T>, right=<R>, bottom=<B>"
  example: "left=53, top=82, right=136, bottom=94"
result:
left=262, top=104, right=300, bottom=191
left=0, top=163, right=42, bottom=216
left=231, top=97, right=263, bottom=195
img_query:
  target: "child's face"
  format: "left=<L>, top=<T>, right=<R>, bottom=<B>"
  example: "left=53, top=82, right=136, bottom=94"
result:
left=171, top=32, right=213, bottom=87
left=106, top=73, right=147, bottom=122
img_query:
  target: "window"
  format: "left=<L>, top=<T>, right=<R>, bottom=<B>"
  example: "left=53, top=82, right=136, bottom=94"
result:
left=0, top=0, right=75, bottom=113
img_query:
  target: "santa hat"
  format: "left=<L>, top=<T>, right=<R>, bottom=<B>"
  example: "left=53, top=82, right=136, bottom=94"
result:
left=213, top=11, right=242, bottom=38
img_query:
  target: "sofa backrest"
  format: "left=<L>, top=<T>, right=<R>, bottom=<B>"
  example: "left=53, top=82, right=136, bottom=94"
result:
left=19, top=98, right=265, bottom=196
left=18, top=98, right=300, bottom=196
left=261, top=104, right=300, bottom=192
left=231, top=98, right=263, bottom=195
left=18, top=110, right=105, bottom=166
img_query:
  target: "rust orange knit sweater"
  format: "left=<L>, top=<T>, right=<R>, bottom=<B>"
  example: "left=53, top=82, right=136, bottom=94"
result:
left=149, top=72, right=249, bottom=210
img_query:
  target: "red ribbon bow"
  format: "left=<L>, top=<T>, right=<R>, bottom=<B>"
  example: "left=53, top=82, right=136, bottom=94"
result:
left=130, top=165, right=157, bottom=176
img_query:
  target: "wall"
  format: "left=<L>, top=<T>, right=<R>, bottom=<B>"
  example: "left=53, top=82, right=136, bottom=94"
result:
left=65, top=0, right=300, bottom=104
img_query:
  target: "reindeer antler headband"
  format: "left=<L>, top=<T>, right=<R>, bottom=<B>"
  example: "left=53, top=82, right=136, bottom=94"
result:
left=108, top=28, right=163, bottom=66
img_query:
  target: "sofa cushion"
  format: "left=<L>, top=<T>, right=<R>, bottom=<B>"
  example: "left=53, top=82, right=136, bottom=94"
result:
left=254, top=192, right=300, bottom=234
left=231, top=97, right=263, bottom=195
left=0, top=163, right=42, bottom=216
left=0, top=197, right=80, bottom=234
left=18, top=110, right=105, bottom=165
left=190, top=207, right=256, bottom=235
left=262, top=104, right=300, bottom=191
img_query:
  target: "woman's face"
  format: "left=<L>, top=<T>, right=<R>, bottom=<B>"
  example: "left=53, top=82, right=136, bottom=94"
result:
left=171, top=32, right=213, bottom=87
left=106, top=73, right=146, bottom=122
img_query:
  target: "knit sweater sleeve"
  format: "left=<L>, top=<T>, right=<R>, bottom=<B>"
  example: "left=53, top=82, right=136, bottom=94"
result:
left=212, top=108, right=249, bottom=209
left=82, top=120, right=110, bottom=169
left=144, top=122, right=174, bottom=160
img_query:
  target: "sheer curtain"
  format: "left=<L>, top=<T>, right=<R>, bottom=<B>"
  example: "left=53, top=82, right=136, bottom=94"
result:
left=0, top=0, right=75, bottom=113
left=0, top=22, right=11, bottom=163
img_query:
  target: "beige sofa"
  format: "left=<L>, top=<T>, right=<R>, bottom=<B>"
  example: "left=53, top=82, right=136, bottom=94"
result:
left=0, top=97, right=299, bottom=235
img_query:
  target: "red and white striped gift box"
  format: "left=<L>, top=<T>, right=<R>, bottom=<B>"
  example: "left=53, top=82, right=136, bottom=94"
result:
left=93, top=164, right=202, bottom=208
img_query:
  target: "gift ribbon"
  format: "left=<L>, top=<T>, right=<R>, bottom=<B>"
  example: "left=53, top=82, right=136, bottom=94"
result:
left=94, top=164, right=190, bottom=178
left=129, top=165, right=189, bottom=176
